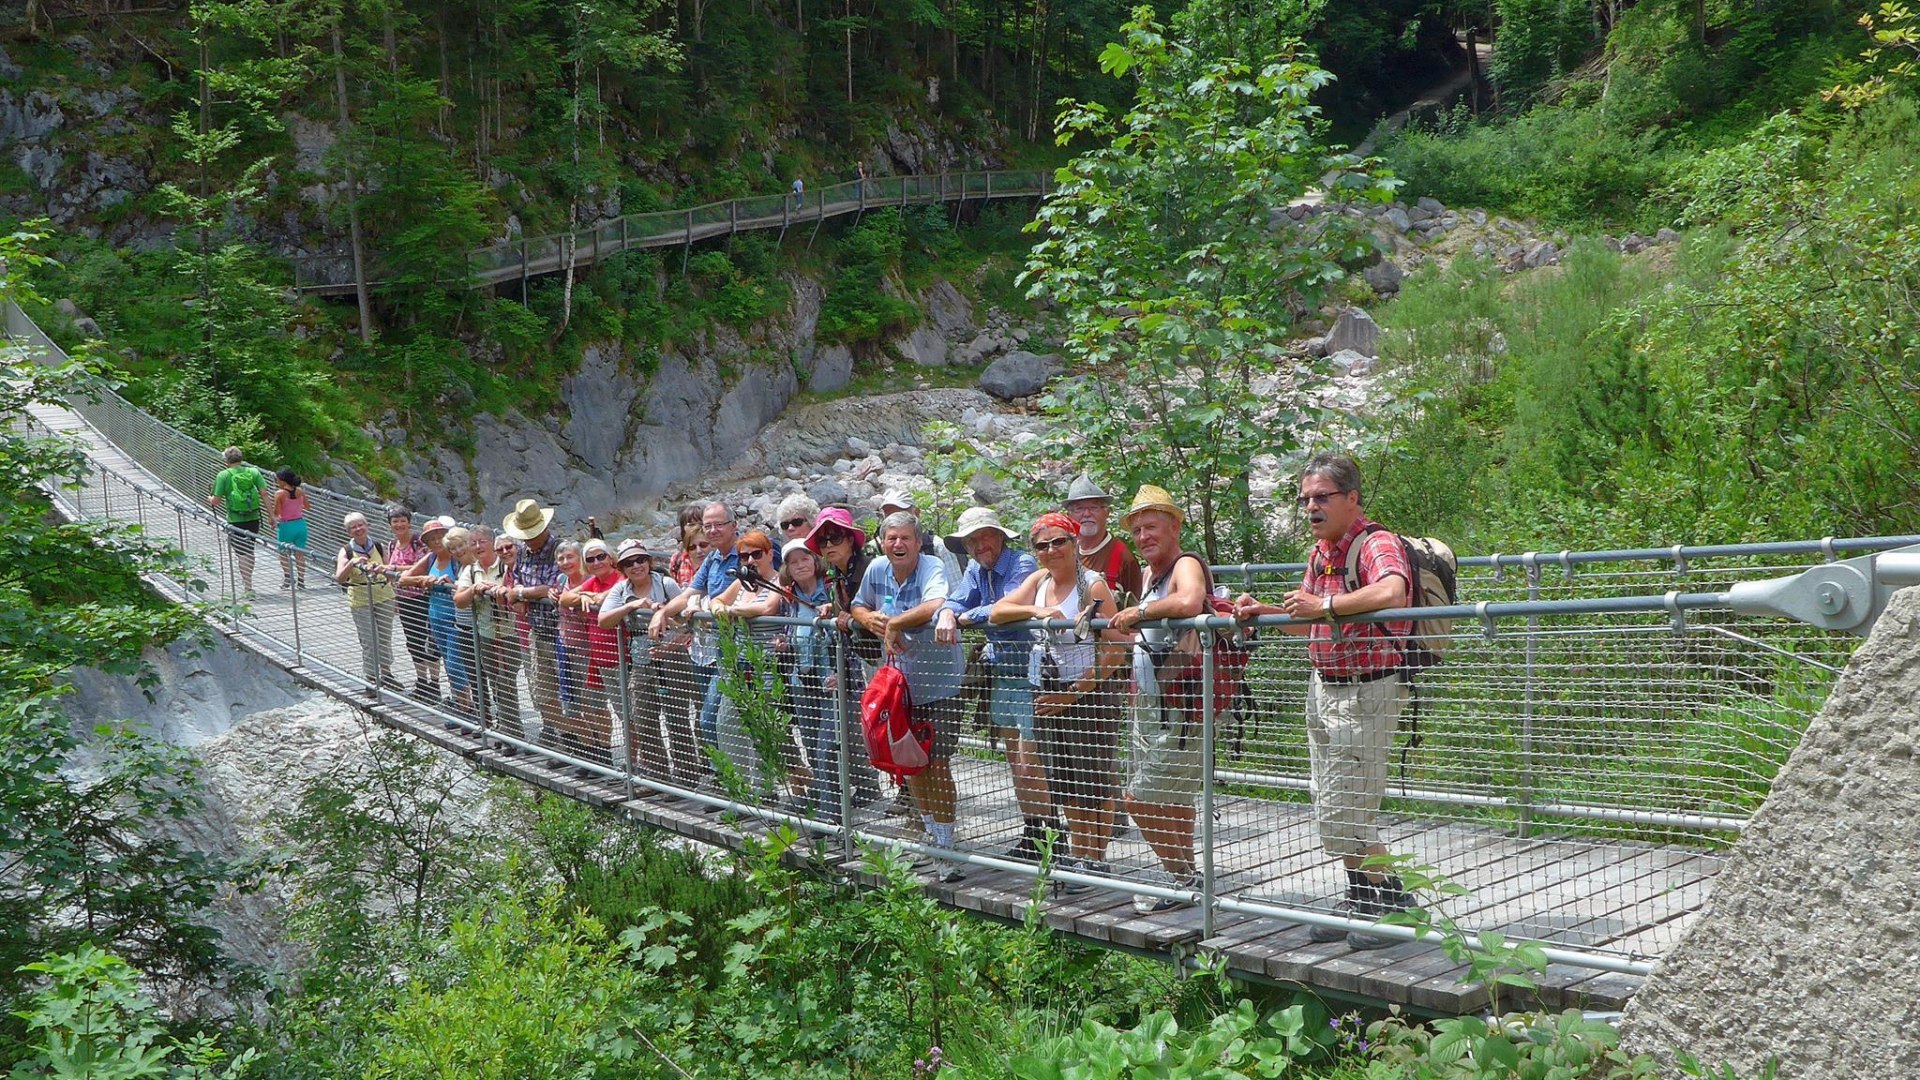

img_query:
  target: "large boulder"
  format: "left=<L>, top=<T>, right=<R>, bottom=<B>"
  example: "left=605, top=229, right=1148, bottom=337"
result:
left=1618, top=587, right=1920, bottom=1079
left=1323, top=308, right=1380, bottom=358
left=978, top=350, right=1061, bottom=400
left=1362, top=259, right=1404, bottom=296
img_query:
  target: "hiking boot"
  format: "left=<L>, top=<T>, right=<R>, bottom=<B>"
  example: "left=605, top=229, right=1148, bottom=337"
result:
left=1132, top=875, right=1198, bottom=916
left=1309, top=869, right=1376, bottom=944
left=1350, top=876, right=1417, bottom=951
left=1057, top=858, right=1110, bottom=896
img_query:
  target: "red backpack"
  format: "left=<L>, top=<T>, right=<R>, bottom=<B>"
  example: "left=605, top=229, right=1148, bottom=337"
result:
left=861, top=661, right=933, bottom=779
left=1147, top=554, right=1252, bottom=721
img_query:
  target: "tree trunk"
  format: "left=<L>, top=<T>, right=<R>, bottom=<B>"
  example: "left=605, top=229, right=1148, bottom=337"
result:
left=332, top=21, right=375, bottom=343
left=844, top=0, right=854, bottom=103
left=558, top=51, right=581, bottom=336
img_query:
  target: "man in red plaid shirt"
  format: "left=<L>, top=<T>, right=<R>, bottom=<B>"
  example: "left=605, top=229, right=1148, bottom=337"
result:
left=1234, top=452, right=1417, bottom=950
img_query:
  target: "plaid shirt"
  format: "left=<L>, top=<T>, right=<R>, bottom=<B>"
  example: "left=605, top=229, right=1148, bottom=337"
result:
left=1303, top=516, right=1412, bottom=677
left=510, top=535, right=565, bottom=637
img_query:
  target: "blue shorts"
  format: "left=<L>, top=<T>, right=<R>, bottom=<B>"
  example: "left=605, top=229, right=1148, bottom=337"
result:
left=987, top=652, right=1035, bottom=740
left=276, top=517, right=309, bottom=551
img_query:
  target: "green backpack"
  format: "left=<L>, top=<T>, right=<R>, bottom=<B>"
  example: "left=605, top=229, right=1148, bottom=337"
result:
left=220, top=466, right=267, bottom=520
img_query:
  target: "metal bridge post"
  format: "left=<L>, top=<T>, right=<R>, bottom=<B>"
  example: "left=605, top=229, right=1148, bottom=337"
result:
left=520, top=238, right=530, bottom=305
left=1199, top=622, right=1217, bottom=941
left=1520, top=554, right=1539, bottom=836
left=835, top=624, right=853, bottom=861
left=289, top=546, right=304, bottom=667
left=616, top=626, right=635, bottom=803
left=369, top=579, right=386, bottom=698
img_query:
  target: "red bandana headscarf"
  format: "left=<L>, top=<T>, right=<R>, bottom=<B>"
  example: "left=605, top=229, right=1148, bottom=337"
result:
left=1031, top=512, right=1081, bottom=538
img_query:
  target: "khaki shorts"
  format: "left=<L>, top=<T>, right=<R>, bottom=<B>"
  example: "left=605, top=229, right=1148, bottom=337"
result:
left=1126, top=691, right=1202, bottom=807
left=1306, top=672, right=1409, bottom=857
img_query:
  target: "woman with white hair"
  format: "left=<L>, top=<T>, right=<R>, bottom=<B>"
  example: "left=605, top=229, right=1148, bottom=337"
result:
left=335, top=511, right=397, bottom=693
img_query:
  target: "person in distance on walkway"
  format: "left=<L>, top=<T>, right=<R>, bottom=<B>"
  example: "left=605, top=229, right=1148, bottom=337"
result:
left=206, top=446, right=269, bottom=595
left=271, top=468, right=311, bottom=591
left=335, top=511, right=397, bottom=694
left=1106, top=485, right=1208, bottom=913
left=1232, top=452, right=1415, bottom=950
left=991, top=511, right=1130, bottom=884
left=853, top=512, right=968, bottom=880
left=939, top=506, right=1049, bottom=860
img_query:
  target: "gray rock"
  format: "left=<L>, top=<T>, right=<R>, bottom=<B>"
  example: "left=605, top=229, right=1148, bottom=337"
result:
left=1466, top=209, right=1487, bottom=226
left=1323, top=309, right=1380, bottom=359
left=0, top=89, right=65, bottom=145
left=1619, top=586, right=1920, bottom=1080
left=844, top=436, right=872, bottom=456
left=1327, top=349, right=1371, bottom=373
left=1300, top=336, right=1329, bottom=358
left=807, top=344, right=854, bottom=393
left=0, top=47, right=19, bottom=79
left=1405, top=203, right=1433, bottom=225
left=1622, top=233, right=1651, bottom=254
left=920, top=280, right=975, bottom=342
left=806, top=479, right=851, bottom=508
left=1362, top=259, right=1404, bottom=296
left=1417, top=196, right=1446, bottom=215
left=1655, top=227, right=1681, bottom=244
left=1011, top=327, right=1030, bottom=344
left=894, top=323, right=949, bottom=367
left=978, top=350, right=1062, bottom=400
left=1522, top=240, right=1561, bottom=269
left=1384, top=206, right=1412, bottom=232
left=968, top=470, right=1007, bottom=504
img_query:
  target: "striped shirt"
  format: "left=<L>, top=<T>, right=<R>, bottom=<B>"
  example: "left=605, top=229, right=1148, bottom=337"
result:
left=1303, top=517, right=1411, bottom=677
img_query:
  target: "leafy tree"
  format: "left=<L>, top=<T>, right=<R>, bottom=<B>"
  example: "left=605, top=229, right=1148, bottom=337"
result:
left=9, top=948, right=257, bottom=1079
left=1020, top=6, right=1394, bottom=562
left=0, top=235, right=253, bottom=1039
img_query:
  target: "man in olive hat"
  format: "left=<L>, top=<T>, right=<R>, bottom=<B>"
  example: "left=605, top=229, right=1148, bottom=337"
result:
left=1065, top=474, right=1143, bottom=602
left=501, top=498, right=568, bottom=746
left=1107, top=484, right=1210, bottom=913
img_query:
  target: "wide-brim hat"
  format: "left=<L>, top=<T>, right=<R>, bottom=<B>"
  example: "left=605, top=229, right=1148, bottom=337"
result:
left=1121, top=484, right=1185, bottom=532
left=419, top=514, right=457, bottom=539
left=804, top=507, right=868, bottom=554
left=615, top=539, right=652, bottom=564
left=500, top=498, right=555, bottom=540
left=1064, top=473, right=1113, bottom=504
left=878, top=488, right=919, bottom=513
left=948, top=505, right=1017, bottom=545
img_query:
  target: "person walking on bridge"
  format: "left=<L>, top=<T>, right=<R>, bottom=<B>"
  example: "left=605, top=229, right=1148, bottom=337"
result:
left=1232, top=452, right=1416, bottom=950
left=206, top=446, right=269, bottom=596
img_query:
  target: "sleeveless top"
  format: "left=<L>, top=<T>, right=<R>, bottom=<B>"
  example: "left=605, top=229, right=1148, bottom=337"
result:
left=277, top=487, right=308, bottom=523
left=1029, top=569, right=1101, bottom=688
left=426, top=555, right=459, bottom=620
left=391, top=537, right=431, bottom=600
left=1131, top=556, right=1184, bottom=698
left=340, top=537, right=394, bottom=608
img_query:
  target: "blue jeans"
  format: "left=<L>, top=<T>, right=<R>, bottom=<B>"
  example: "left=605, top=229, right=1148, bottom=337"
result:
left=796, top=673, right=882, bottom=821
left=429, top=613, right=470, bottom=692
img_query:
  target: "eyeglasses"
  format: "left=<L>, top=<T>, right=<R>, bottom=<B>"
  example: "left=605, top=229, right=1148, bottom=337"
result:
left=618, top=557, right=648, bottom=569
left=702, top=520, right=733, bottom=533
left=1295, top=490, right=1349, bottom=508
left=494, top=544, right=514, bottom=553
left=585, top=553, right=610, bottom=564
left=1032, top=536, right=1075, bottom=552
left=780, top=517, right=808, bottom=532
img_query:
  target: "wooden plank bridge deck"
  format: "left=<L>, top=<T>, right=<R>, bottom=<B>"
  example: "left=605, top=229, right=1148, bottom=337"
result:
left=23, top=392, right=1722, bottom=1017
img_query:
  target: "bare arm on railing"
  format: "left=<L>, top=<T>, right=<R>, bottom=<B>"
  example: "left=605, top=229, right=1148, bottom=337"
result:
left=1232, top=573, right=1406, bottom=632
left=1108, top=555, right=1207, bottom=633
left=396, top=553, right=434, bottom=590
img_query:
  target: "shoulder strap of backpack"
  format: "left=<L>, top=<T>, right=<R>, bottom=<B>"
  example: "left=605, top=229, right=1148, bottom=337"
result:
left=1104, top=538, right=1126, bottom=588
left=1341, top=523, right=1390, bottom=593
left=1146, top=550, right=1211, bottom=598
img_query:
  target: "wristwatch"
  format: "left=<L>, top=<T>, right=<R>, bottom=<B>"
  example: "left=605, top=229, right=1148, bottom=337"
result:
left=1323, top=595, right=1335, bottom=619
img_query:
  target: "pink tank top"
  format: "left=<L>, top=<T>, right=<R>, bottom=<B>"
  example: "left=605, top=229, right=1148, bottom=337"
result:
left=278, top=488, right=308, bottom=522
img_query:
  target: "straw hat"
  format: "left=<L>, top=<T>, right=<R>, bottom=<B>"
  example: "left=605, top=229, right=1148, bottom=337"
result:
left=1121, top=484, right=1185, bottom=531
left=500, top=498, right=555, bottom=541
left=949, top=505, right=1017, bottom=544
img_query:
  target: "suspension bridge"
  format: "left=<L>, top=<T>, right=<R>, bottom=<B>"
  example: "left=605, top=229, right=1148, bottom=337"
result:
left=290, top=170, right=1050, bottom=296
left=11, top=295, right=1918, bottom=1016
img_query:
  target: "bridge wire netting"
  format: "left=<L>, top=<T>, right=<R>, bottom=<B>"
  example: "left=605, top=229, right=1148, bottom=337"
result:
left=8, top=298, right=1898, bottom=971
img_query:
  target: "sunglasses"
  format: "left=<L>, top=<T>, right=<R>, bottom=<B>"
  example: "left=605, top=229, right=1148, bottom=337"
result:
left=780, top=517, right=808, bottom=532
left=1032, top=536, right=1075, bottom=552
left=585, top=553, right=610, bottom=564
left=1295, top=490, right=1348, bottom=508
left=742, top=548, right=772, bottom=560
left=618, top=557, right=649, bottom=569
left=816, top=530, right=851, bottom=545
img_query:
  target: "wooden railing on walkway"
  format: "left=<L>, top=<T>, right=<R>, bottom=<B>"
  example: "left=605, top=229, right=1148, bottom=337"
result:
left=290, top=170, right=1050, bottom=296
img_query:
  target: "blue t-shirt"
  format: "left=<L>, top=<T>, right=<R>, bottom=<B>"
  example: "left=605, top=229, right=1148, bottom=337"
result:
left=855, top=554, right=963, bottom=702
left=690, top=547, right=742, bottom=597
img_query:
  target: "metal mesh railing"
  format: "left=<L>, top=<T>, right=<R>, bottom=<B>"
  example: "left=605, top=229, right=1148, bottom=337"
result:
left=9, top=293, right=1905, bottom=975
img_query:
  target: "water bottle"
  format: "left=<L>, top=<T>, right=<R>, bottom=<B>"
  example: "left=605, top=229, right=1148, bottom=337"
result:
left=882, top=592, right=897, bottom=617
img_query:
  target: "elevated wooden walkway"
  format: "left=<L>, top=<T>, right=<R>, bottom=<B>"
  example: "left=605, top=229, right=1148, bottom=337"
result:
left=291, top=170, right=1049, bottom=296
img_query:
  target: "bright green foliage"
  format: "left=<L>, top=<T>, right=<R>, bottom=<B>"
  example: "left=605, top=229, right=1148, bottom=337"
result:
left=1366, top=1008, right=1653, bottom=1080
left=1008, top=999, right=1340, bottom=1079
left=1022, top=6, right=1394, bottom=563
left=9, top=947, right=257, bottom=1080
left=1491, top=0, right=1599, bottom=106
left=817, top=211, right=922, bottom=346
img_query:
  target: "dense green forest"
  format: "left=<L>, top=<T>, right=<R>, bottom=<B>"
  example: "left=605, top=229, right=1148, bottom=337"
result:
left=6, top=0, right=1920, bottom=1074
